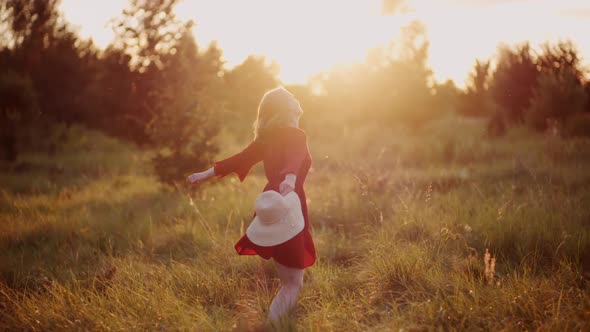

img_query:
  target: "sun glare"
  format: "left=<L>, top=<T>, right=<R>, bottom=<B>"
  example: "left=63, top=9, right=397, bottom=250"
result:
left=409, top=0, right=590, bottom=86
left=60, top=0, right=590, bottom=87
left=175, top=0, right=412, bottom=84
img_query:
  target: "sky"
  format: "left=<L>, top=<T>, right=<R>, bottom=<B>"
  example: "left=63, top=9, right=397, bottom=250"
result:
left=60, top=0, right=590, bottom=87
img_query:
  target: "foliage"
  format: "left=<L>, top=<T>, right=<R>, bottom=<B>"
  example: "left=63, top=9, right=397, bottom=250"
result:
left=85, top=48, right=145, bottom=141
left=489, top=43, right=538, bottom=124
left=564, top=112, right=590, bottom=138
left=3, top=0, right=62, bottom=48
left=147, top=31, right=223, bottom=185
left=536, top=40, right=585, bottom=81
left=0, top=69, right=37, bottom=161
left=104, top=0, right=224, bottom=184
left=2, top=0, right=98, bottom=125
left=0, top=0, right=589, bottom=187
left=110, top=0, right=189, bottom=71
left=487, top=111, right=506, bottom=137
left=482, top=41, right=589, bottom=135
left=433, top=80, right=460, bottom=115
left=222, top=55, right=281, bottom=138
left=106, top=0, right=190, bottom=143
left=308, top=20, right=437, bottom=131
left=526, top=68, right=588, bottom=132
left=459, top=59, right=494, bottom=117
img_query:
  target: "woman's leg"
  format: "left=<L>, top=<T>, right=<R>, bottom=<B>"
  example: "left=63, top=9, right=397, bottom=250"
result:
left=268, top=261, right=304, bottom=322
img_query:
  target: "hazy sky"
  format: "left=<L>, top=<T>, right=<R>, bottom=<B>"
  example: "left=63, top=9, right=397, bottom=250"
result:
left=60, top=0, right=590, bottom=86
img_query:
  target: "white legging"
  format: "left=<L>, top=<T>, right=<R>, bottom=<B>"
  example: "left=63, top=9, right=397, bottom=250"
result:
left=268, top=261, right=304, bottom=322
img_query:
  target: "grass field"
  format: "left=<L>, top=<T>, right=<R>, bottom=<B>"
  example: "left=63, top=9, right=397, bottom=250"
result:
left=1, top=118, right=590, bottom=331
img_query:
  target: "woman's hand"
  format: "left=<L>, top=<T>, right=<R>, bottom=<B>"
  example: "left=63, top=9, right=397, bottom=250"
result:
left=279, top=174, right=297, bottom=195
left=186, top=167, right=215, bottom=185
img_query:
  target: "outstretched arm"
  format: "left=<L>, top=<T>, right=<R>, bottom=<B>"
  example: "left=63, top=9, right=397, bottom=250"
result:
left=186, top=140, right=262, bottom=185
left=186, top=167, right=215, bottom=185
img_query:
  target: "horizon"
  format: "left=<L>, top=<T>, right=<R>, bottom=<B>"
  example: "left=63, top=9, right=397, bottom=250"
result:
left=60, top=0, right=590, bottom=87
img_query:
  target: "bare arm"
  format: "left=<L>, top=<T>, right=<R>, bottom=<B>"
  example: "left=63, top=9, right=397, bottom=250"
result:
left=185, top=139, right=263, bottom=185
left=186, top=167, right=216, bottom=185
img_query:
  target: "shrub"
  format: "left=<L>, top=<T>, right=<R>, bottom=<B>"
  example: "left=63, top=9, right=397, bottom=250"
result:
left=146, top=32, right=222, bottom=186
left=489, top=43, right=538, bottom=124
left=525, top=69, right=588, bottom=132
left=0, top=69, right=38, bottom=161
left=487, top=111, right=506, bottom=137
left=564, top=112, right=590, bottom=138
left=149, top=108, right=219, bottom=186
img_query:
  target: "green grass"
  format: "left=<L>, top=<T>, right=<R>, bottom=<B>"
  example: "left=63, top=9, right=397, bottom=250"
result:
left=1, top=120, right=589, bottom=331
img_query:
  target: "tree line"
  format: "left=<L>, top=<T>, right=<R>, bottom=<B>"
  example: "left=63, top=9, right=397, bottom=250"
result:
left=1, top=0, right=589, bottom=185
left=0, top=0, right=280, bottom=185
left=459, top=41, right=590, bottom=137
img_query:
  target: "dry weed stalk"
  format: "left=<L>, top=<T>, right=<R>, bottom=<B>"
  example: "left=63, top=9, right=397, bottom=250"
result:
left=484, top=248, right=496, bottom=286
left=425, top=182, right=433, bottom=205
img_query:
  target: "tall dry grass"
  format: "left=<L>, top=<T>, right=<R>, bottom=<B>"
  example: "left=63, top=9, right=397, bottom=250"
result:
left=1, top=119, right=589, bottom=331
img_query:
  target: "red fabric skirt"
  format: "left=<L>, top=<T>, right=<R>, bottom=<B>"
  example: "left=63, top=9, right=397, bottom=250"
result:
left=234, top=188, right=316, bottom=269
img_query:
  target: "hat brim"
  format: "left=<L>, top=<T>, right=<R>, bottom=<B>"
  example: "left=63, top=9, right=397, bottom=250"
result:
left=246, top=192, right=304, bottom=247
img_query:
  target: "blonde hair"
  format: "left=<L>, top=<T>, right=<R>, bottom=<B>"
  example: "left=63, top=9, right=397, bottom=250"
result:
left=253, top=87, right=302, bottom=139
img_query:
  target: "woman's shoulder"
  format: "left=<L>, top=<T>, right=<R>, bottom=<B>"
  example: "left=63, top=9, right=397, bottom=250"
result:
left=282, top=127, right=307, bottom=140
left=259, top=127, right=307, bottom=142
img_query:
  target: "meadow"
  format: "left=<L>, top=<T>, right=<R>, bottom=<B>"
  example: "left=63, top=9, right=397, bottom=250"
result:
left=1, top=116, right=589, bottom=331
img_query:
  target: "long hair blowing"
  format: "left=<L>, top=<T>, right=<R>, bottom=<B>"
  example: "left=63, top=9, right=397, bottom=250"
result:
left=253, top=87, right=296, bottom=139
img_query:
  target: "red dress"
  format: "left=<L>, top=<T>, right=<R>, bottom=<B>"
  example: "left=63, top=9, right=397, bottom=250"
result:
left=213, top=127, right=317, bottom=269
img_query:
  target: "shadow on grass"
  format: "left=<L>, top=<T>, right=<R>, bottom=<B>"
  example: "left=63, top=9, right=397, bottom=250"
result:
left=0, top=186, right=211, bottom=291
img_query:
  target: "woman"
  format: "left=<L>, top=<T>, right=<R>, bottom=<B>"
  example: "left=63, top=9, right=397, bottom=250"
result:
left=186, top=87, right=316, bottom=323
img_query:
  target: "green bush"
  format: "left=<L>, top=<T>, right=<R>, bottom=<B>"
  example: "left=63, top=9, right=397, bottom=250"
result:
left=564, top=112, right=590, bottom=138
left=526, top=69, right=588, bottom=132
left=146, top=32, right=222, bottom=186
left=0, top=69, right=38, bottom=161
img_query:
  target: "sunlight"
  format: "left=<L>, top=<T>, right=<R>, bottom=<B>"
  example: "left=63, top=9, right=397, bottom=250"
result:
left=412, top=0, right=590, bottom=85
left=175, top=0, right=413, bottom=83
left=5, top=1, right=590, bottom=329
left=60, top=0, right=590, bottom=86
left=59, top=0, right=119, bottom=48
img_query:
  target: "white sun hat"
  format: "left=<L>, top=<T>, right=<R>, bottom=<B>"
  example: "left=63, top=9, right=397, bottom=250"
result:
left=246, top=191, right=304, bottom=247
